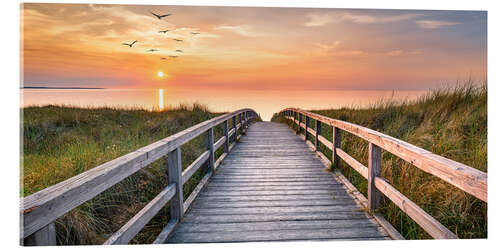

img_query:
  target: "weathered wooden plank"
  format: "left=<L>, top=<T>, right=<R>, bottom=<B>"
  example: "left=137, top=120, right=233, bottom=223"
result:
left=374, top=177, right=458, bottom=239
left=152, top=219, right=179, bottom=244
left=168, top=227, right=387, bottom=243
left=214, top=153, right=227, bottom=170
left=183, top=171, right=212, bottom=214
left=188, top=204, right=362, bottom=215
left=181, top=211, right=371, bottom=224
left=181, top=150, right=209, bottom=185
left=197, top=189, right=350, bottom=197
left=209, top=177, right=334, bottom=182
left=214, top=136, right=226, bottom=151
left=228, top=128, right=235, bottom=139
left=193, top=198, right=357, bottom=208
left=283, top=110, right=487, bottom=202
left=203, top=184, right=345, bottom=192
left=104, top=184, right=176, bottom=245
left=215, top=169, right=330, bottom=175
left=317, top=134, right=333, bottom=150
left=207, top=181, right=340, bottom=187
left=218, top=165, right=325, bottom=169
left=175, top=219, right=379, bottom=233
left=337, top=148, right=368, bottom=179
left=195, top=194, right=346, bottom=202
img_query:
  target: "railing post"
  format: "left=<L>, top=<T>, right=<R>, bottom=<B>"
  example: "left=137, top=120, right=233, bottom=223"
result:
left=298, top=113, right=303, bottom=134
left=206, top=128, right=215, bottom=172
left=223, top=120, right=229, bottom=153
left=243, top=112, right=247, bottom=129
left=232, top=115, right=237, bottom=142
left=167, top=147, right=184, bottom=220
left=305, top=116, right=310, bottom=141
left=315, top=120, right=321, bottom=151
left=24, top=222, right=56, bottom=246
left=368, top=143, right=382, bottom=211
left=332, top=127, right=341, bottom=168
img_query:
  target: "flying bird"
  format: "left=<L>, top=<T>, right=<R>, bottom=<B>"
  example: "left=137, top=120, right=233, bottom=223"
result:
left=173, top=39, right=183, bottom=42
left=158, top=30, right=170, bottom=34
left=150, top=11, right=171, bottom=19
left=190, top=32, right=200, bottom=35
left=169, top=55, right=179, bottom=58
left=160, top=57, right=167, bottom=60
left=175, top=49, right=183, bottom=53
left=147, top=49, right=159, bottom=52
left=122, top=40, right=138, bottom=47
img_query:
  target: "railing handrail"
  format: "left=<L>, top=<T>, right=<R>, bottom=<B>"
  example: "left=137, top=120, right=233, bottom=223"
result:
left=281, top=108, right=487, bottom=202
left=278, top=108, right=487, bottom=239
left=21, top=108, right=258, bottom=244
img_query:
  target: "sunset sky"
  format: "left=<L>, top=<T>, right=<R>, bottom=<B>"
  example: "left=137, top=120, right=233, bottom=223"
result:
left=21, top=3, right=486, bottom=92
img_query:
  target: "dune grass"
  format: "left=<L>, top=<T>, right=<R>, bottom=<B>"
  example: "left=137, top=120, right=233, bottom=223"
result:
left=21, top=103, right=240, bottom=244
left=271, top=81, right=487, bottom=239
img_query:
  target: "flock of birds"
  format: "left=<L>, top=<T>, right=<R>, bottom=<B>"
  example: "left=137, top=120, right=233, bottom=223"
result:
left=121, top=11, right=200, bottom=60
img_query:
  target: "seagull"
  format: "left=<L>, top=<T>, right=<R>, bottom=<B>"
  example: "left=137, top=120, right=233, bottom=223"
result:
left=169, top=55, right=179, bottom=58
left=160, top=57, right=167, bottom=60
left=147, top=49, right=159, bottom=52
left=122, top=40, right=138, bottom=47
left=190, top=32, right=200, bottom=35
left=150, top=11, right=171, bottom=19
left=175, top=49, right=183, bottom=53
left=158, top=30, right=170, bottom=34
left=173, top=39, right=183, bottom=42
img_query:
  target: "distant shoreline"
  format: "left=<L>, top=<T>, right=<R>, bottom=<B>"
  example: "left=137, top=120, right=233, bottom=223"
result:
left=22, top=87, right=106, bottom=89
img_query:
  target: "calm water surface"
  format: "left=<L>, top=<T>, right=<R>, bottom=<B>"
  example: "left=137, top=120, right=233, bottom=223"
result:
left=21, top=88, right=428, bottom=121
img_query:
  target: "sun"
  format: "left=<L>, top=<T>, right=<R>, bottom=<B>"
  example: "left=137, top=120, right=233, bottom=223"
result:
left=157, top=71, right=164, bottom=77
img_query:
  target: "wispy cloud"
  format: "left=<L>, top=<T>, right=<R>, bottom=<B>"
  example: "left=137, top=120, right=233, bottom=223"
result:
left=386, top=50, right=403, bottom=56
left=304, top=13, right=422, bottom=27
left=214, top=25, right=266, bottom=37
left=313, top=41, right=342, bottom=51
left=416, top=20, right=461, bottom=29
left=330, top=50, right=364, bottom=56
left=304, top=14, right=334, bottom=27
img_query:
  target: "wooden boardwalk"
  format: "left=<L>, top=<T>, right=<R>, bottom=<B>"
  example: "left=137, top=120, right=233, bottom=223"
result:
left=167, top=122, right=390, bottom=243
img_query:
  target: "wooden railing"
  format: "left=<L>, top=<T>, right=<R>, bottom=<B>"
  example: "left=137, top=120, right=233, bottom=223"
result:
left=21, top=109, right=258, bottom=245
left=278, top=108, right=487, bottom=239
